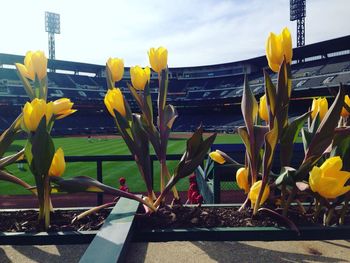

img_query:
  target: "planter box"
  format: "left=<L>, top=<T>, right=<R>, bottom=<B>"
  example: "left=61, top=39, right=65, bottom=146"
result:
left=0, top=207, right=101, bottom=245
left=80, top=199, right=350, bottom=263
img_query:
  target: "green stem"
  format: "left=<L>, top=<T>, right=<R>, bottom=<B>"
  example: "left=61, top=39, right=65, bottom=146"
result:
left=44, top=175, right=51, bottom=230
left=238, top=197, right=250, bottom=212
left=339, top=192, right=350, bottom=225
left=282, top=186, right=297, bottom=217
left=325, top=207, right=334, bottom=226
left=161, top=159, right=179, bottom=200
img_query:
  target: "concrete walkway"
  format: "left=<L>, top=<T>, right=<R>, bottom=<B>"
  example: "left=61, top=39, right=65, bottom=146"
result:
left=1, top=240, right=350, bottom=262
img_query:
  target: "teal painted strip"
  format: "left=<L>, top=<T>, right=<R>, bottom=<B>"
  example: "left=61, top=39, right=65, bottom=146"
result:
left=79, top=198, right=139, bottom=263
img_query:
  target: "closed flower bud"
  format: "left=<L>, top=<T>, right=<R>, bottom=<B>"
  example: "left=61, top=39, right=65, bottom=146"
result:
left=311, top=97, right=328, bottom=121
left=249, top=181, right=270, bottom=206
left=52, top=98, right=77, bottom=119
left=209, top=150, right=225, bottom=164
left=236, top=167, right=250, bottom=193
left=148, top=47, right=168, bottom=73
left=259, top=94, right=269, bottom=122
left=130, top=66, right=151, bottom=90
left=104, top=88, right=126, bottom=118
left=341, top=95, right=350, bottom=118
left=107, top=58, right=124, bottom=82
left=15, top=50, right=47, bottom=81
left=49, top=148, right=66, bottom=177
left=265, top=27, right=293, bottom=72
left=23, top=98, right=53, bottom=132
left=309, top=156, right=350, bottom=199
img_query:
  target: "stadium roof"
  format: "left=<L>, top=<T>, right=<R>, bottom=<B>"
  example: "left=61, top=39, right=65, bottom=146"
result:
left=0, top=35, right=349, bottom=75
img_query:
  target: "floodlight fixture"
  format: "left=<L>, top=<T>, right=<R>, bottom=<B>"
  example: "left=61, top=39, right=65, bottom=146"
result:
left=290, top=0, right=306, bottom=47
left=45, top=12, right=60, bottom=60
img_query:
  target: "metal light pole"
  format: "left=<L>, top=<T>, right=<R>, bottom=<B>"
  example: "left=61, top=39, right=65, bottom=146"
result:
left=45, top=12, right=60, bottom=60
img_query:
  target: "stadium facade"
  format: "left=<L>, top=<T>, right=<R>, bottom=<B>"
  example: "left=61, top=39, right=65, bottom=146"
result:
left=0, top=35, right=349, bottom=135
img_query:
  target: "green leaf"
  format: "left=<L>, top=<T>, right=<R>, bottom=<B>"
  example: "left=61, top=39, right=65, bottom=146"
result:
left=158, top=69, right=168, bottom=112
left=0, top=114, right=23, bottom=158
left=50, top=176, right=154, bottom=210
left=0, top=149, right=24, bottom=169
left=132, top=114, right=153, bottom=194
left=276, top=61, right=292, bottom=130
left=105, top=65, right=114, bottom=90
left=263, top=69, right=277, bottom=119
left=0, top=169, right=35, bottom=194
left=15, top=65, right=35, bottom=100
left=274, top=166, right=296, bottom=186
left=280, top=112, right=310, bottom=166
left=30, top=117, right=55, bottom=177
left=164, top=104, right=178, bottom=130
left=262, top=118, right=279, bottom=179
left=127, top=83, right=143, bottom=110
left=299, top=85, right=345, bottom=179
left=174, top=128, right=217, bottom=180
left=301, top=128, right=312, bottom=154
left=241, top=75, right=258, bottom=136
left=331, top=127, right=350, bottom=171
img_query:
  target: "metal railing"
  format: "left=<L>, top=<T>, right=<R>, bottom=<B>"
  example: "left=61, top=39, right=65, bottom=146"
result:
left=63, top=154, right=184, bottom=205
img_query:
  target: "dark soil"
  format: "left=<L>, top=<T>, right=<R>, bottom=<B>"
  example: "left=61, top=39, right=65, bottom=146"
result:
left=135, top=205, right=349, bottom=230
left=0, top=209, right=111, bottom=232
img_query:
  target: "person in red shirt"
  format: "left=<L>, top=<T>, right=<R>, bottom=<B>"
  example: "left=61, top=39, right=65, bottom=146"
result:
left=119, top=177, right=129, bottom=192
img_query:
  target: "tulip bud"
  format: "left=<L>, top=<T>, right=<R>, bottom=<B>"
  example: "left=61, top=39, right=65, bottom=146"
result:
left=107, top=58, right=124, bottom=82
left=311, top=97, right=328, bottom=121
left=259, top=94, right=269, bottom=122
left=309, top=156, right=350, bottom=199
left=265, top=28, right=293, bottom=72
left=15, top=51, right=47, bottom=81
left=236, top=167, right=250, bottom=193
left=49, top=148, right=66, bottom=177
left=104, top=88, right=126, bottom=118
left=23, top=98, right=53, bottom=132
left=130, top=66, right=151, bottom=90
left=148, top=47, right=168, bottom=73
left=248, top=181, right=270, bottom=206
left=52, top=98, right=77, bottom=119
left=209, top=150, right=226, bottom=164
left=341, top=95, right=350, bottom=118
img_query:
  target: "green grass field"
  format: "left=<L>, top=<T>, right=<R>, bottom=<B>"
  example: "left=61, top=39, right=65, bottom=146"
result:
left=2, top=133, right=243, bottom=195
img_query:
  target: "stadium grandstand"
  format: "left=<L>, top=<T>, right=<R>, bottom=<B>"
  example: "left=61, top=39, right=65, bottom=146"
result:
left=0, top=35, right=349, bottom=135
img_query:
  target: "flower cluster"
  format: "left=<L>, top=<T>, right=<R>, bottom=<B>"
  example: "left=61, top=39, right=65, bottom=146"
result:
left=210, top=27, right=350, bottom=225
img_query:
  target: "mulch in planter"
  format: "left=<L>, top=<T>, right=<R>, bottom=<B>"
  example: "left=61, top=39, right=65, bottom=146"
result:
left=0, top=209, right=111, bottom=232
left=135, top=205, right=350, bottom=229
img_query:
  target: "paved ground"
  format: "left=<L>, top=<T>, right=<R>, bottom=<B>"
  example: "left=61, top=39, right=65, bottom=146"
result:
left=1, top=240, right=350, bottom=263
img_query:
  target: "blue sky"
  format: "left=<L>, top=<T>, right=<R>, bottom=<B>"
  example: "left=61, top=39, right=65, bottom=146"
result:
left=0, top=0, right=349, bottom=67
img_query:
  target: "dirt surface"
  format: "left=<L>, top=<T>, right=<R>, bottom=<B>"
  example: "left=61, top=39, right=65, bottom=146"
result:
left=135, top=204, right=348, bottom=229
left=0, top=209, right=110, bottom=232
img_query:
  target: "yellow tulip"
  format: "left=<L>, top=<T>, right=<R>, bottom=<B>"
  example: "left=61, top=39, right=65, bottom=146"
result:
left=104, top=88, right=126, bottom=118
left=209, top=150, right=225, bottom=164
left=341, top=95, right=350, bottom=117
left=15, top=50, right=47, bottom=81
left=311, top=97, right=328, bottom=121
left=23, top=98, right=53, bottom=132
left=148, top=47, right=168, bottom=73
left=309, top=156, right=350, bottom=199
left=236, top=167, right=250, bottom=193
left=107, top=58, right=124, bottom=82
left=49, top=148, right=66, bottom=177
left=259, top=94, right=269, bottom=122
left=130, top=66, right=151, bottom=90
left=249, top=180, right=270, bottom=205
left=265, top=27, right=293, bottom=72
left=52, top=98, right=77, bottom=119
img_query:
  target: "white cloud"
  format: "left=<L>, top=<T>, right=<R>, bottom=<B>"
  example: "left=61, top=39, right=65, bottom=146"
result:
left=0, top=0, right=349, bottom=67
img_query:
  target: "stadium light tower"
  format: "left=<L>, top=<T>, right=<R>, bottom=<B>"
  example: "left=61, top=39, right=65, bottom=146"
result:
left=45, top=12, right=60, bottom=60
left=290, top=0, right=306, bottom=47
